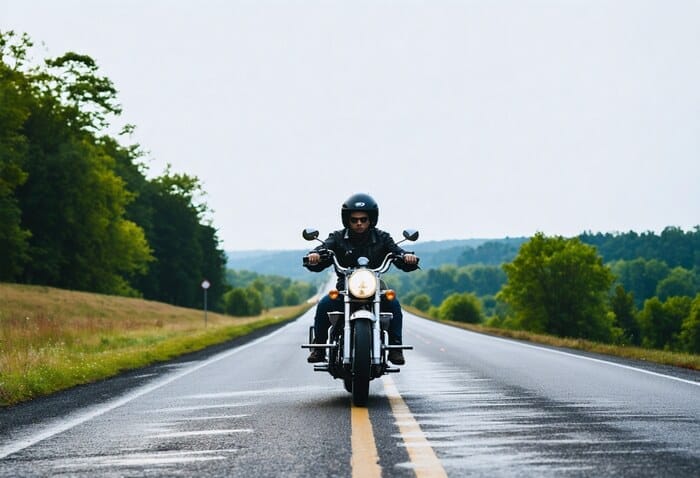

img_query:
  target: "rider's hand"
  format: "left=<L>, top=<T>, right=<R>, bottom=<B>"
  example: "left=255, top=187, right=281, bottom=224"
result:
left=403, top=254, right=418, bottom=265
left=307, top=252, right=321, bottom=265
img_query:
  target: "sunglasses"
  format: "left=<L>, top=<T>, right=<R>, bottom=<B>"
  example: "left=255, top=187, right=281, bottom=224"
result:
left=349, top=216, right=369, bottom=224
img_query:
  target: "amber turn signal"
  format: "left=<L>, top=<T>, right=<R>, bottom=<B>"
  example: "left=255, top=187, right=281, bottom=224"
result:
left=384, top=289, right=396, bottom=301
left=328, top=289, right=340, bottom=300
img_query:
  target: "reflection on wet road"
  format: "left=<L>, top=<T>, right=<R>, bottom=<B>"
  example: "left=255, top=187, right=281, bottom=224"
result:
left=393, top=314, right=700, bottom=477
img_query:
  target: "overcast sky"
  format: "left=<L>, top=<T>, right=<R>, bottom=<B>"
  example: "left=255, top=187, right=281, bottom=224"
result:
left=2, top=0, right=699, bottom=251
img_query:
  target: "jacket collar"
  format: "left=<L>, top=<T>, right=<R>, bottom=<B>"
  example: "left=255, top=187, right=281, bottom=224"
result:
left=344, top=228, right=377, bottom=243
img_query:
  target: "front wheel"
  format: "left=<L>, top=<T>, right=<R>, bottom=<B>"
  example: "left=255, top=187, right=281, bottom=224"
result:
left=351, top=319, right=371, bottom=406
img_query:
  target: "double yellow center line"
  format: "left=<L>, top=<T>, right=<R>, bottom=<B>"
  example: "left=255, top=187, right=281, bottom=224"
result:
left=351, top=376, right=447, bottom=478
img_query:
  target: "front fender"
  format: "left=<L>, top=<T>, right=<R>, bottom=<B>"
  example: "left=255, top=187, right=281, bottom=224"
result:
left=349, top=309, right=376, bottom=322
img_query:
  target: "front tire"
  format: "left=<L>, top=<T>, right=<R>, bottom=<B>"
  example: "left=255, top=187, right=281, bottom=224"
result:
left=351, top=319, right=371, bottom=406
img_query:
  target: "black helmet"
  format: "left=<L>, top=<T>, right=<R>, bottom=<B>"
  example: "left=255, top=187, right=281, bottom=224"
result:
left=341, top=193, right=379, bottom=228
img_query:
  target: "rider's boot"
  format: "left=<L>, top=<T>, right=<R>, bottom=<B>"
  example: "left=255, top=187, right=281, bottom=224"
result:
left=388, top=337, right=405, bottom=365
left=307, top=337, right=327, bottom=363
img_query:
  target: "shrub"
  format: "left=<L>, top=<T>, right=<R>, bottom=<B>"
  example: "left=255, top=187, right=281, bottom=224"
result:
left=411, top=294, right=432, bottom=312
left=439, top=292, right=482, bottom=323
left=224, top=287, right=264, bottom=316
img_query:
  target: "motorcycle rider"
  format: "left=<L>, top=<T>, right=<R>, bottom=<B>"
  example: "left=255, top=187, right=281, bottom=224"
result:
left=304, top=193, right=419, bottom=365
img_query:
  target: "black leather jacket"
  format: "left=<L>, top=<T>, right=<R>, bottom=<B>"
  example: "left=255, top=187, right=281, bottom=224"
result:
left=304, top=227, right=419, bottom=289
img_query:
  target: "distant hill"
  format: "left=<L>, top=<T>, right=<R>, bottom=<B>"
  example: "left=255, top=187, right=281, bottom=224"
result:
left=227, top=249, right=311, bottom=281
left=226, top=238, right=525, bottom=278
left=408, top=239, right=490, bottom=269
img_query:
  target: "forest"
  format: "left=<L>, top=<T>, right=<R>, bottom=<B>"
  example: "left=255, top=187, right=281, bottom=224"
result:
left=0, top=31, right=228, bottom=309
left=387, top=228, right=700, bottom=353
left=0, top=31, right=321, bottom=314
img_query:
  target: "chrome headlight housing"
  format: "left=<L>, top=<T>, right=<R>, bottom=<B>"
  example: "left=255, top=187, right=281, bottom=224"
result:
left=347, top=269, right=378, bottom=299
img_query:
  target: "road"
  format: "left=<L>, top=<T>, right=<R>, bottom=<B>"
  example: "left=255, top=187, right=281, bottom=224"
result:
left=1, top=309, right=699, bottom=477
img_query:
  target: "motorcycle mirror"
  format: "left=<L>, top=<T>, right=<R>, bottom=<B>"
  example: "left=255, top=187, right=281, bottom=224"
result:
left=403, top=229, right=419, bottom=242
left=302, top=228, right=320, bottom=241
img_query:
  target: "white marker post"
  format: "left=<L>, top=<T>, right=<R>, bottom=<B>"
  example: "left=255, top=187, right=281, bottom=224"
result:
left=201, top=279, right=210, bottom=327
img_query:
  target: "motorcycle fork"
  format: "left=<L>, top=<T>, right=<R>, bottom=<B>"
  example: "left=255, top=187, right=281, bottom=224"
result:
left=372, top=296, right=382, bottom=366
left=342, top=294, right=352, bottom=365
left=342, top=293, right=382, bottom=368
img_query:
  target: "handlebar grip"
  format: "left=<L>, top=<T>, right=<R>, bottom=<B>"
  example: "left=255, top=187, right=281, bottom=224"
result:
left=303, top=249, right=331, bottom=266
left=393, top=253, right=420, bottom=268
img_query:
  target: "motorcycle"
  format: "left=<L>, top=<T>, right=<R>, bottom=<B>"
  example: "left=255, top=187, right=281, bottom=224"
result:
left=301, top=228, right=419, bottom=406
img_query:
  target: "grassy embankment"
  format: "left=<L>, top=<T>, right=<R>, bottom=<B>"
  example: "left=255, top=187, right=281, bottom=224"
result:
left=0, top=283, right=312, bottom=407
left=404, top=306, right=700, bottom=371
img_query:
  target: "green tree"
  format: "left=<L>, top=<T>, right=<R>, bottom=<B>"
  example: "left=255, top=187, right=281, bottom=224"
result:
left=0, top=32, right=32, bottom=279
left=439, top=292, right=482, bottom=323
left=656, top=267, right=697, bottom=301
left=0, top=159, right=30, bottom=280
left=283, top=289, right=301, bottom=306
left=1, top=31, right=152, bottom=294
left=411, top=294, right=432, bottom=312
left=639, top=296, right=691, bottom=350
left=610, top=285, right=640, bottom=345
left=17, top=112, right=152, bottom=294
left=132, top=170, right=227, bottom=308
left=498, top=233, right=614, bottom=341
left=610, top=258, right=670, bottom=307
left=224, top=288, right=249, bottom=316
left=137, top=173, right=203, bottom=305
left=480, top=295, right=507, bottom=319
left=42, top=51, right=121, bottom=133
left=580, top=227, right=700, bottom=270
left=0, top=30, right=228, bottom=305
left=270, top=283, right=285, bottom=307
left=244, top=286, right=264, bottom=316
left=106, top=139, right=227, bottom=305
left=678, top=294, right=700, bottom=353
left=249, top=278, right=274, bottom=310
left=223, top=287, right=263, bottom=316
left=423, top=266, right=458, bottom=304
left=467, top=265, right=507, bottom=296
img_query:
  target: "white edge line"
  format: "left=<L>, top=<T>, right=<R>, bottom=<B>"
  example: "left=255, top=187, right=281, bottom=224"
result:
left=467, top=328, right=700, bottom=387
left=0, top=319, right=301, bottom=459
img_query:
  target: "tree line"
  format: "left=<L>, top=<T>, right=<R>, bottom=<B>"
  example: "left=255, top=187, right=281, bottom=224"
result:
left=388, top=264, right=506, bottom=316
left=388, top=227, right=700, bottom=353
left=0, top=31, right=227, bottom=309
left=223, top=270, right=317, bottom=316
left=579, top=228, right=699, bottom=269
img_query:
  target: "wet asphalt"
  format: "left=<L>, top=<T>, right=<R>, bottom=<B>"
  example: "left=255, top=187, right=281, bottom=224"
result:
left=1, top=310, right=698, bottom=477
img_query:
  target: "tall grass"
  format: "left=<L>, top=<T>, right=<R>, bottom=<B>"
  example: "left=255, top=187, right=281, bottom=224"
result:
left=0, top=283, right=311, bottom=406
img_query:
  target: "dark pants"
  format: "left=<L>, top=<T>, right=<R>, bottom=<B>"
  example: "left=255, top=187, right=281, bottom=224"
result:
left=313, top=295, right=403, bottom=344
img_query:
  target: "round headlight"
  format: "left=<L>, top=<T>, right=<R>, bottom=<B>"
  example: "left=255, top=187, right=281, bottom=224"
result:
left=348, top=269, right=377, bottom=299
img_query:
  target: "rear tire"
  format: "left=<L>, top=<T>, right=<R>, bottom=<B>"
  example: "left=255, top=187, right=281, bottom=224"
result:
left=351, top=320, right=371, bottom=406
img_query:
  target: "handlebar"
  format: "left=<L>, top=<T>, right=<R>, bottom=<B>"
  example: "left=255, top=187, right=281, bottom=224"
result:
left=303, top=249, right=402, bottom=275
